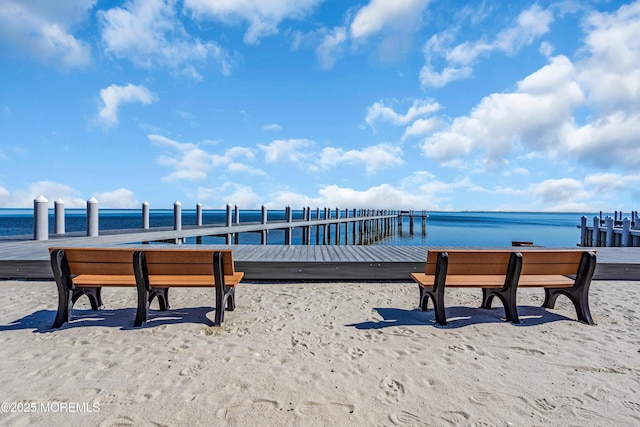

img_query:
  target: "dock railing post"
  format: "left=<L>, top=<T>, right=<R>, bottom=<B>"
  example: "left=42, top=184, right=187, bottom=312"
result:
left=233, top=205, right=240, bottom=244
left=592, top=216, right=600, bottom=246
left=54, top=198, right=65, bottom=235
left=285, top=205, right=293, bottom=245
left=87, top=197, right=99, bottom=237
left=196, top=203, right=203, bottom=226
left=605, top=216, right=614, bottom=247
left=33, top=195, right=48, bottom=241
left=622, top=218, right=631, bottom=247
left=173, top=201, right=182, bottom=231
left=225, top=204, right=232, bottom=244
left=142, top=201, right=150, bottom=229
left=261, top=205, right=267, bottom=245
left=580, top=216, right=587, bottom=246
left=173, top=201, right=182, bottom=244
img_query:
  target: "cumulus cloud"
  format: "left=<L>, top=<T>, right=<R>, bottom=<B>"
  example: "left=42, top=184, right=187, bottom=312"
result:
left=150, top=134, right=213, bottom=181
left=421, top=4, right=553, bottom=87
left=184, top=0, right=323, bottom=44
left=318, top=143, right=403, bottom=174
left=258, top=139, right=313, bottom=165
left=316, top=27, right=347, bottom=70
left=99, top=0, right=233, bottom=76
left=0, top=181, right=88, bottom=208
left=263, top=123, right=282, bottom=131
left=421, top=55, right=585, bottom=169
left=97, top=83, right=157, bottom=127
left=92, top=188, right=139, bottom=208
left=150, top=135, right=260, bottom=181
left=366, top=99, right=440, bottom=128
left=350, top=0, right=430, bottom=40
left=0, top=0, right=94, bottom=69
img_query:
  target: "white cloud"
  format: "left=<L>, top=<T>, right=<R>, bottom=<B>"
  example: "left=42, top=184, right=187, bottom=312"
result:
left=149, top=134, right=212, bottom=181
left=0, top=0, right=94, bottom=69
left=151, top=135, right=261, bottom=181
left=99, top=0, right=233, bottom=75
left=258, top=139, right=313, bottom=164
left=93, top=188, right=139, bottom=208
left=366, top=99, right=440, bottom=128
left=421, top=55, right=585, bottom=169
left=402, top=117, right=441, bottom=140
left=0, top=181, right=88, bottom=208
left=350, top=0, right=430, bottom=40
left=316, top=27, right=347, bottom=70
left=184, top=0, right=323, bottom=44
left=318, top=144, right=403, bottom=174
left=532, top=178, right=588, bottom=205
left=97, top=84, right=157, bottom=127
left=421, top=4, right=553, bottom=88
left=263, top=123, right=282, bottom=131
left=577, top=1, right=640, bottom=113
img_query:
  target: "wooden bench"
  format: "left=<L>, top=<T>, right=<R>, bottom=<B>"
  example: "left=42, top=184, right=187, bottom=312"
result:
left=49, top=247, right=243, bottom=328
left=132, top=249, right=243, bottom=327
left=411, top=250, right=596, bottom=326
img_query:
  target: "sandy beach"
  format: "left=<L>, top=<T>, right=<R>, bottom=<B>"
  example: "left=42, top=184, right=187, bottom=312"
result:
left=0, top=279, right=639, bottom=426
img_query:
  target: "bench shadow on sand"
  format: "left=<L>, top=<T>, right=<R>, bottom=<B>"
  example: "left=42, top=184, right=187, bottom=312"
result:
left=346, top=305, right=574, bottom=330
left=0, top=306, right=219, bottom=333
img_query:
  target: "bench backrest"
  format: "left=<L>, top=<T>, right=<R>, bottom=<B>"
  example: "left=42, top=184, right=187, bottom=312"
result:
left=519, top=250, right=586, bottom=275
left=425, top=250, right=514, bottom=275
left=424, top=249, right=591, bottom=276
left=49, top=247, right=136, bottom=276
left=136, top=249, right=237, bottom=276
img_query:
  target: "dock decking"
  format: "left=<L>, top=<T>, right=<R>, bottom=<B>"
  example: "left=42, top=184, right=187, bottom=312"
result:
left=1, top=234, right=638, bottom=281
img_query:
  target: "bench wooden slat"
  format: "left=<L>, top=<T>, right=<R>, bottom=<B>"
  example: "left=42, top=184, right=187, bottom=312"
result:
left=411, top=273, right=508, bottom=288
left=72, top=274, right=137, bottom=286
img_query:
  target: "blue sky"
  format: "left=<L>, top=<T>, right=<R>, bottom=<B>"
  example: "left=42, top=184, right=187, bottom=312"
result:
left=1, top=0, right=639, bottom=212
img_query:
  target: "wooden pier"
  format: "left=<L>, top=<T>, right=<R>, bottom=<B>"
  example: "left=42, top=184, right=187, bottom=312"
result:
left=1, top=204, right=639, bottom=281
left=578, top=212, right=640, bottom=247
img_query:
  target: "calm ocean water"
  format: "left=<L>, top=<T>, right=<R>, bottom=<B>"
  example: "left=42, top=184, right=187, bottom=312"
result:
left=0, top=209, right=598, bottom=247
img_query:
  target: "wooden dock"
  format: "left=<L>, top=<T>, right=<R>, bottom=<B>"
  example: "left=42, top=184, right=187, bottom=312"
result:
left=1, top=231, right=638, bottom=281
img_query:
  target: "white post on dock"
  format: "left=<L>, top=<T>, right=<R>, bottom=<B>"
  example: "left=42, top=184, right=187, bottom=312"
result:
left=33, top=195, right=49, bottom=241
left=605, top=216, right=614, bottom=247
left=261, top=205, right=268, bottom=245
left=621, top=218, right=631, bottom=247
left=87, top=197, right=99, bottom=237
left=225, top=204, right=232, bottom=244
left=54, top=198, right=65, bottom=235
left=142, top=201, right=150, bottom=229
left=173, top=201, right=182, bottom=231
left=285, top=205, right=292, bottom=245
left=592, top=216, right=600, bottom=246
left=196, top=203, right=203, bottom=226
left=580, top=216, right=587, bottom=246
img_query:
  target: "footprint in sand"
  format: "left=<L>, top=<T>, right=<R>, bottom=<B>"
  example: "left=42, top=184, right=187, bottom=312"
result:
left=378, top=377, right=405, bottom=404
left=347, top=347, right=365, bottom=359
left=217, top=399, right=279, bottom=420
left=297, top=401, right=354, bottom=416
left=388, top=410, right=429, bottom=426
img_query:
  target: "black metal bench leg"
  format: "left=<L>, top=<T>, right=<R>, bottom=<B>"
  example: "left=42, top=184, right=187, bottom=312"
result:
left=543, top=251, right=596, bottom=325
left=52, top=288, right=73, bottom=329
left=133, top=251, right=150, bottom=327
left=134, top=283, right=150, bottom=327
left=149, top=288, right=170, bottom=311
left=480, top=252, right=522, bottom=323
left=213, top=252, right=226, bottom=326
left=72, top=287, right=104, bottom=311
left=225, top=287, right=236, bottom=311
